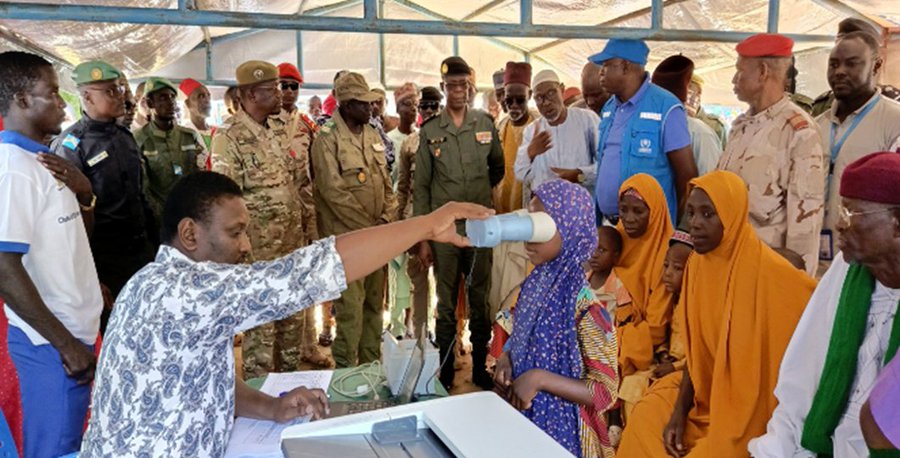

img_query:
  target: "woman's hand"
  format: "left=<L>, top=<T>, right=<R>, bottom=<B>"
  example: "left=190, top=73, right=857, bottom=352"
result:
left=663, top=407, right=689, bottom=457
left=425, top=202, right=493, bottom=247
left=37, top=153, right=92, bottom=203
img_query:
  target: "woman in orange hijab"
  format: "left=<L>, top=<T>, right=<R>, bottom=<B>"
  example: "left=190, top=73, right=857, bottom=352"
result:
left=616, top=170, right=816, bottom=457
left=613, top=174, right=675, bottom=419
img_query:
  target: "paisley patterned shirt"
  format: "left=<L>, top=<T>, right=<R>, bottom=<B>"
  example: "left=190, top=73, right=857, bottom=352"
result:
left=80, top=238, right=346, bottom=457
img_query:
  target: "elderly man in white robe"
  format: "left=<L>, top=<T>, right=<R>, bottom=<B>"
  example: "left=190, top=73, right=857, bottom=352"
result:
left=749, top=151, right=900, bottom=458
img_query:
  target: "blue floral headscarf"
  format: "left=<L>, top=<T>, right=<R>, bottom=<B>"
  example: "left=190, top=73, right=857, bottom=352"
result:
left=509, top=179, right=598, bottom=457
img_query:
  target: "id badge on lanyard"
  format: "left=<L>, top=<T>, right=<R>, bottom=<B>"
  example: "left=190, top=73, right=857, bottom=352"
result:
left=821, top=96, right=879, bottom=261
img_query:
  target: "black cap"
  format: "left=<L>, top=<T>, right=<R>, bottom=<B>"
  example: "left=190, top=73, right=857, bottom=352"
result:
left=441, top=56, right=470, bottom=77
left=420, top=86, right=443, bottom=102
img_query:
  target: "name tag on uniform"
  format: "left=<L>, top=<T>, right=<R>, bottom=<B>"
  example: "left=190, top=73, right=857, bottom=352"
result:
left=87, top=151, right=109, bottom=167
left=173, top=164, right=184, bottom=176
left=182, top=144, right=198, bottom=151
left=602, top=112, right=611, bottom=118
left=143, top=150, right=159, bottom=158
left=639, top=112, right=662, bottom=121
left=373, top=143, right=385, bottom=152
left=476, top=131, right=492, bottom=144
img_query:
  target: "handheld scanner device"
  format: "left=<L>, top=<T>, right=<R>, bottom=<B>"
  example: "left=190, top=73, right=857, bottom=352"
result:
left=465, top=210, right=557, bottom=248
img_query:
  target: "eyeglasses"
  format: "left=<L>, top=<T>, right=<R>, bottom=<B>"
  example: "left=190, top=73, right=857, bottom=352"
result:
left=838, top=205, right=899, bottom=227
left=85, top=84, right=125, bottom=99
left=504, top=96, right=527, bottom=106
left=280, top=81, right=300, bottom=91
left=533, top=90, right=561, bottom=106
left=418, top=101, right=440, bottom=110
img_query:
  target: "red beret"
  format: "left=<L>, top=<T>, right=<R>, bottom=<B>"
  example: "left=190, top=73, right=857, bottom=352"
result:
left=179, top=78, right=205, bottom=98
left=322, top=94, right=337, bottom=116
left=277, top=63, right=303, bottom=83
left=840, top=152, right=900, bottom=205
left=736, top=33, right=794, bottom=58
left=503, top=61, right=532, bottom=87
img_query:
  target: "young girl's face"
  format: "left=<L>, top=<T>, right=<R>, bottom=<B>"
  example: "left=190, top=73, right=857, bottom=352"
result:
left=525, top=196, right=562, bottom=266
left=589, top=231, right=619, bottom=275
left=662, top=243, right=692, bottom=294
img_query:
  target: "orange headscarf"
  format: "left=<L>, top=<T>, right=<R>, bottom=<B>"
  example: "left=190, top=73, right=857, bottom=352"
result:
left=679, top=171, right=816, bottom=456
left=613, top=173, right=674, bottom=374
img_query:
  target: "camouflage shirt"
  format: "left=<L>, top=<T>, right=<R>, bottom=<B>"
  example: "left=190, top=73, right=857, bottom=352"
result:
left=210, top=110, right=304, bottom=261
left=311, top=110, right=397, bottom=237
left=395, top=131, right=420, bottom=221
left=275, top=108, right=319, bottom=244
left=717, top=96, right=826, bottom=275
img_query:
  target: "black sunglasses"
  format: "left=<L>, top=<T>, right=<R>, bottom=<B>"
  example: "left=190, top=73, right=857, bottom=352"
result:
left=418, top=101, right=439, bottom=110
left=504, top=96, right=527, bottom=106
left=280, top=81, right=300, bottom=91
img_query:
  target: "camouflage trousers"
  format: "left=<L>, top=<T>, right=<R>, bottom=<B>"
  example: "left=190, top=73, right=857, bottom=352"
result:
left=332, top=268, right=385, bottom=368
left=388, top=254, right=412, bottom=337
left=241, top=305, right=318, bottom=379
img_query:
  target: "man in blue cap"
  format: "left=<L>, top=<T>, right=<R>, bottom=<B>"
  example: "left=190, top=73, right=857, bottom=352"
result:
left=590, top=39, right=697, bottom=225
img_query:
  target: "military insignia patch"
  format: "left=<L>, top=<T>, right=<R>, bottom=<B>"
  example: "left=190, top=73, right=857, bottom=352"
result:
left=253, top=69, right=264, bottom=80
left=90, top=68, right=103, bottom=81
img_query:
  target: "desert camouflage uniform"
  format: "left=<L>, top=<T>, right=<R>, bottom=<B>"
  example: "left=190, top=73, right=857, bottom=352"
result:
left=717, top=96, right=826, bottom=276
left=275, top=107, right=326, bottom=363
left=312, top=110, right=397, bottom=368
left=211, top=109, right=306, bottom=379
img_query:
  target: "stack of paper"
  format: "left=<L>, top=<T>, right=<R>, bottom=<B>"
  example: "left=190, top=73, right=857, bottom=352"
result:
left=224, top=370, right=334, bottom=458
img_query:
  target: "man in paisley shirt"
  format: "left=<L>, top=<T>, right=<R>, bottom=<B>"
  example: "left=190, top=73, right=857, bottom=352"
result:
left=81, top=171, right=492, bottom=457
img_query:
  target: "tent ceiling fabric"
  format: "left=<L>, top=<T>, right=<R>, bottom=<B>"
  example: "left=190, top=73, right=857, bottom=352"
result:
left=1, top=0, right=898, bottom=105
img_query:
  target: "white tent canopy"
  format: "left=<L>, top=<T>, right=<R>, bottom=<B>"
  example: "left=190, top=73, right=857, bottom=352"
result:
left=1, top=0, right=899, bottom=106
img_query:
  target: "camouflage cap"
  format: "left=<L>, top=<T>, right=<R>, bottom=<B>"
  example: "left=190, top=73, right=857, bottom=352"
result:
left=334, top=72, right=381, bottom=103
left=73, top=60, right=122, bottom=85
left=143, top=77, right=178, bottom=96
left=235, top=60, right=278, bottom=86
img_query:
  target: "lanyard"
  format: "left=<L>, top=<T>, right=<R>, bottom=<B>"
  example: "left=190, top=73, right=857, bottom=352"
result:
left=829, top=96, right=880, bottom=166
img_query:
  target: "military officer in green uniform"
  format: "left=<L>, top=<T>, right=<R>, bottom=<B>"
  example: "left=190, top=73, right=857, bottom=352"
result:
left=413, top=57, right=505, bottom=390
left=687, top=74, right=728, bottom=147
left=134, top=77, right=208, bottom=221
left=211, top=61, right=307, bottom=379
left=312, top=72, right=397, bottom=368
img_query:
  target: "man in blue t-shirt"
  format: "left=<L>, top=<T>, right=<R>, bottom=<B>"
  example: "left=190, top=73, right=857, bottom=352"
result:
left=591, top=39, right=697, bottom=224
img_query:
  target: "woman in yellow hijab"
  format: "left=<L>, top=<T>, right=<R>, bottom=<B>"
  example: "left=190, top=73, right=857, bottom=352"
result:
left=617, top=170, right=816, bottom=457
left=613, top=174, right=675, bottom=418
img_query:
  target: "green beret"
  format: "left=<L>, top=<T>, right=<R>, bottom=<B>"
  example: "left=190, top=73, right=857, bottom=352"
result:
left=72, top=60, right=122, bottom=85
left=441, top=56, right=470, bottom=77
left=235, top=60, right=278, bottom=86
left=143, top=77, right=178, bottom=96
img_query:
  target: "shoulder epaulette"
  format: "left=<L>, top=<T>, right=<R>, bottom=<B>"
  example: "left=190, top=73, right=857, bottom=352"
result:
left=787, top=112, right=810, bottom=131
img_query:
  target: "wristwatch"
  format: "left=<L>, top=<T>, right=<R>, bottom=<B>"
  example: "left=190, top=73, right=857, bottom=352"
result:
left=577, top=172, right=586, bottom=184
left=79, top=193, right=97, bottom=212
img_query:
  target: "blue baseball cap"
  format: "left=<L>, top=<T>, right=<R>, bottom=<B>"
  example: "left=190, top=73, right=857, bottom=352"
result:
left=588, top=39, right=650, bottom=66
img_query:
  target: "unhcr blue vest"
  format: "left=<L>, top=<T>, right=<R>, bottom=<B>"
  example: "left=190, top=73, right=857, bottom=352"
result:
left=596, top=82, right=682, bottom=224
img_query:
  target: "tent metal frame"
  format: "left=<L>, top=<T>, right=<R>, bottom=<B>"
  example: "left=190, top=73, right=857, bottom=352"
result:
left=0, top=0, right=881, bottom=88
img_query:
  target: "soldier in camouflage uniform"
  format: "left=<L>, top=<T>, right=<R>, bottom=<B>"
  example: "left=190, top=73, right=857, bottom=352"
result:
left=211, top=61, right=307, bottom=379
left=273, top=62, right=332, bottom=368
left=312, top=72, right=397, bottom=368
left=134, top=77, right=208, bottom=221
left=718, top=34, right=825, bottom=276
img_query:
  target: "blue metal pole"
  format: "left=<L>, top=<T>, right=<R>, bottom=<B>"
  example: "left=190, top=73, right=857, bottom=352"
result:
left=520, top=0, right=532, bottom=26
left=767, top=0, right=779, bottom=33
left=364, top=0, right=377, bottom=20
left=205, top=41, right=212, bottom=81
left=377, top=0, right=385, bottom=87
left=651, top=0, right=663, bottom=30
left=296, top=31, right=304, bottom=77
left=0, top=3, right=832, bottom=43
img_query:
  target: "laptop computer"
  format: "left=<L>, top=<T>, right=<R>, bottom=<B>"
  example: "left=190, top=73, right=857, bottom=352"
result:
left=327, top=331, right=427, bottom=418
